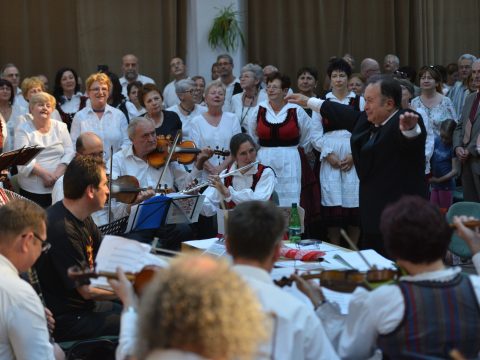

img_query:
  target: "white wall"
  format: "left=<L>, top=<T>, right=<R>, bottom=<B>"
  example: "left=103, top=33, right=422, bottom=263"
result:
left=186, top=0, right=247, bottom=82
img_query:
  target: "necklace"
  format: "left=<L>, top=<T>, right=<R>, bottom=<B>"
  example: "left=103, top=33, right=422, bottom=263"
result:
left=240, top=93, right=257, bottom=128
left=179, top=103, right=195, bottom=115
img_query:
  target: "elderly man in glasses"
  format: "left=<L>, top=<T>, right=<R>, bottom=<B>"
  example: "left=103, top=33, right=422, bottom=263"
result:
left=0, top=199, right=65, bottom=359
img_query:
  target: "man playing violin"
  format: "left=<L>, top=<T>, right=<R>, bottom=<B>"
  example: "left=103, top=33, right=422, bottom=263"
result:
left=111, top=117, right=213, bottom=249
left=36, top=156, right=122, bottom=342
left=226, top=201, right=339, bottom=360
left=201, top=133, right=276, bottom=217
left=299, top=195, right=480, bottom=359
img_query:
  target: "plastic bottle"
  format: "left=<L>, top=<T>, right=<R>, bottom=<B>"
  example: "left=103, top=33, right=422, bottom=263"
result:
left=288, top=203, right=301, bottom=243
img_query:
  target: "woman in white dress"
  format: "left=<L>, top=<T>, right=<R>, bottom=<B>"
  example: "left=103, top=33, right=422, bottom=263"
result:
left=247, top=72, right=311, bottom=207
left=190, top=81, right=241, bottom=179
left=14, top=92, right=74, bottom=207
left=311, top=59, right=363, bottom=244
left=230, top=63, right=267, bottom=131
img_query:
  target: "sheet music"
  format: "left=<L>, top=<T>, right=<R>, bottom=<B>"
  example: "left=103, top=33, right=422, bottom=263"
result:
left=90, top=235, right=169, bottom=289
left=165, top=193, right=205, bottom=224
left=202, top=238, right=228, bottom=257
left=330, top=250, right=396, bottom=271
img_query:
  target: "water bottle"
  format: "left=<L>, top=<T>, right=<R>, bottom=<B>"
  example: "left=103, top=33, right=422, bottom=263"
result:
left=288, top=203, right=301, bottom=243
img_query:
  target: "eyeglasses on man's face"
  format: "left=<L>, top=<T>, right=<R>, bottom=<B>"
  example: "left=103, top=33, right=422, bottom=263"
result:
left=33, top=232, right=51, bottom=253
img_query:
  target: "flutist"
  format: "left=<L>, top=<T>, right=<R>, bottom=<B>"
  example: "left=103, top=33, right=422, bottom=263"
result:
left=201, top=133, right=276, bottom=216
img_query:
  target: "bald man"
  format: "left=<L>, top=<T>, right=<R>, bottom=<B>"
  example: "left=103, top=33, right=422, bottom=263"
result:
left=119, top=54, right=155, bottom=97
left=51, top=132, right=105, bottom=224
left=360, top=58, right=381, bottom=81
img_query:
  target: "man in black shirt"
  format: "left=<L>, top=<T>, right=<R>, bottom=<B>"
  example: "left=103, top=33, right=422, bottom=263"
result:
left=36, top=155, right=121, bottom=341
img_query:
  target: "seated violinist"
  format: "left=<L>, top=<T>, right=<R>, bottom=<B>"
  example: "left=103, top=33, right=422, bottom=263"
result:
left=201, top=133, right=276, bottom=216
left=299, top=195, right=480, bottom=359
left=36, top=156, right=121, bottom=342
left=226, top=201, right=338, bottom=359
left=111, top=117, right=212, bottom=249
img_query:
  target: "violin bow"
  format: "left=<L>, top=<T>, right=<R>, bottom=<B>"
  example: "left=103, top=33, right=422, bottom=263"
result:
left=340, top=229, right=374, bottom=270
left=155, top=130, right=182, bottom=192
left=108, top=145, right=113, bottom=224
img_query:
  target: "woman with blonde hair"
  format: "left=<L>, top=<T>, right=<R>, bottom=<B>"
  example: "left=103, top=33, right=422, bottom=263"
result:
left=14, top=92, right=74, bottom=207
left=70, top=72, right=129, bottom=160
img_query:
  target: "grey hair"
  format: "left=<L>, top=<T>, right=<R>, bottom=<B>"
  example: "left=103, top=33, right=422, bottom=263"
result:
left=175, top=79, right=196, bottom=94
left=241, top=63, right=264, bottom=82
left=204, top=80, right=226, bottom=97
left=384, top=54, right=400, bottom=65
left=127, top=116, right=154, bottom=140
left=458, top=54, right=477, bottom=63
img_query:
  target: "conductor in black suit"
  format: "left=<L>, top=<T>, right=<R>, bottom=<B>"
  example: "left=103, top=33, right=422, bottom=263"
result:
left=288, top=75, right=427, bottom=255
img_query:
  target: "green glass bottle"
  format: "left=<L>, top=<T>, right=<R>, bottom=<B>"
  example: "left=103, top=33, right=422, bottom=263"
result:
left=288, top=203, right=301, bottom=243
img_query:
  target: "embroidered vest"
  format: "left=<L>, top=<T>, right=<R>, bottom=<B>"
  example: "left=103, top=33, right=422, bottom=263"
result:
left=256, top=106, right=300, bottom=147
left=377, top=274, right=480, bottom=359
left=223, top=163, right=271, bottom=209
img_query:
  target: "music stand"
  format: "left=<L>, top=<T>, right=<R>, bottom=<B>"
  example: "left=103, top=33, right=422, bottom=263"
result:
left=0, top=146, right=45, bottom=171
left=126, top=195, right=171, bottom=233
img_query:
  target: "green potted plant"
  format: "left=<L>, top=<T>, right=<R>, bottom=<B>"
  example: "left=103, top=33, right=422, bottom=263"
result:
left=208, top=4, right=245, bottom=52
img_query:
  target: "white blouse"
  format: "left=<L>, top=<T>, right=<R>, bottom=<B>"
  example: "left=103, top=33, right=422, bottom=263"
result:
left=70, top=104, right=130, bottom=160
left=15, top=119, right=74, bottom=194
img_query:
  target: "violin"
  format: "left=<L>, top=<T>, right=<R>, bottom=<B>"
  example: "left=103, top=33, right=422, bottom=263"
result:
left=147, top=136, right=230, bottom=169
left=274, top=268, right=400, bottom=293
left=110, top=175, right=150, bottom=204
left=67, top=265, right=160, bottom=295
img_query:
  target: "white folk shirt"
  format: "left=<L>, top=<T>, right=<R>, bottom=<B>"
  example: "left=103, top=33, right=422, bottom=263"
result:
left=70, top=104, right=130, bottom=161
left=15, top=119, right=74, bottom=194
left=316, top=255, right=480, bottom=360
left=233, top=265, right=339, bottom=360
left=222, top=77, right=240, bottom=113
left=0, top=254, right=54, bottom=360
left=201, top=162, right=276, bottom=216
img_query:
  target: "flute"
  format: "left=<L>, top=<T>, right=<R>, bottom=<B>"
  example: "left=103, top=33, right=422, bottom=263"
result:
left=180, top=161, right=259, bottom=194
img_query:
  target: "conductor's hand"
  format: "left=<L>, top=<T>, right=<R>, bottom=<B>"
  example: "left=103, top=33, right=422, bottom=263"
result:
left=108, top=267, right=138, bottom=308
left=453, top=215, right=480, bottom=255
left=285, top=93, right=310, bottom=108
left=399, top=111, right=419, bottom=132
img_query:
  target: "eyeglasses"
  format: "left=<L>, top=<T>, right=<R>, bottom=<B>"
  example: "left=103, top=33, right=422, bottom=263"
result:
left=89, top=86, right=109, bottom=93
left=183, top=89, right=201, bottom=94
left=393, top=70, right=408, bottom=79
left=33, top=232, right=51, bottom=253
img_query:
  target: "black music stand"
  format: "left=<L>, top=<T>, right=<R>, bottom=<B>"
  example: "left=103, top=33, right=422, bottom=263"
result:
left=0, top=146, right=45, bottom=171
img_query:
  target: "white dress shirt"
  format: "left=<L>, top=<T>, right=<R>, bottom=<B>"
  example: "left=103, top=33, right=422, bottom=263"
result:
left=234, top=264, right=339, bottom=360
left=15, top=119, right=74, bottom=194
left=0, top=254, right=54, bottom=360
left=70, top=104, right=130, bottom=161
left=166, top=104, right=207, bottom=140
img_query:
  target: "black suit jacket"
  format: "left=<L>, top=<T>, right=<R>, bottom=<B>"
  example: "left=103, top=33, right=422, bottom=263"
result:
left=320, top=101, right=427, bottom=234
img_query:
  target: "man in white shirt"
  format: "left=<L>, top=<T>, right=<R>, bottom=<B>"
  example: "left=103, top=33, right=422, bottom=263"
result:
left=119, top=54, right=155, bottom=97
left=299, top=195, right=480, bottom=359
left=1, top=63, right=28, bottom=109
left=163, top=57, right=188, bottom=108
left=226, top=201, right=339, bottom=360
left=216, top=54, right=241, bottom=112
left=0, top=199, right=57, bottom=360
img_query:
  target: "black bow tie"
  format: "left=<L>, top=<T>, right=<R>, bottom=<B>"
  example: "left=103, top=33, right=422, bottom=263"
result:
left=370, top=125, right=381, bottom=133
